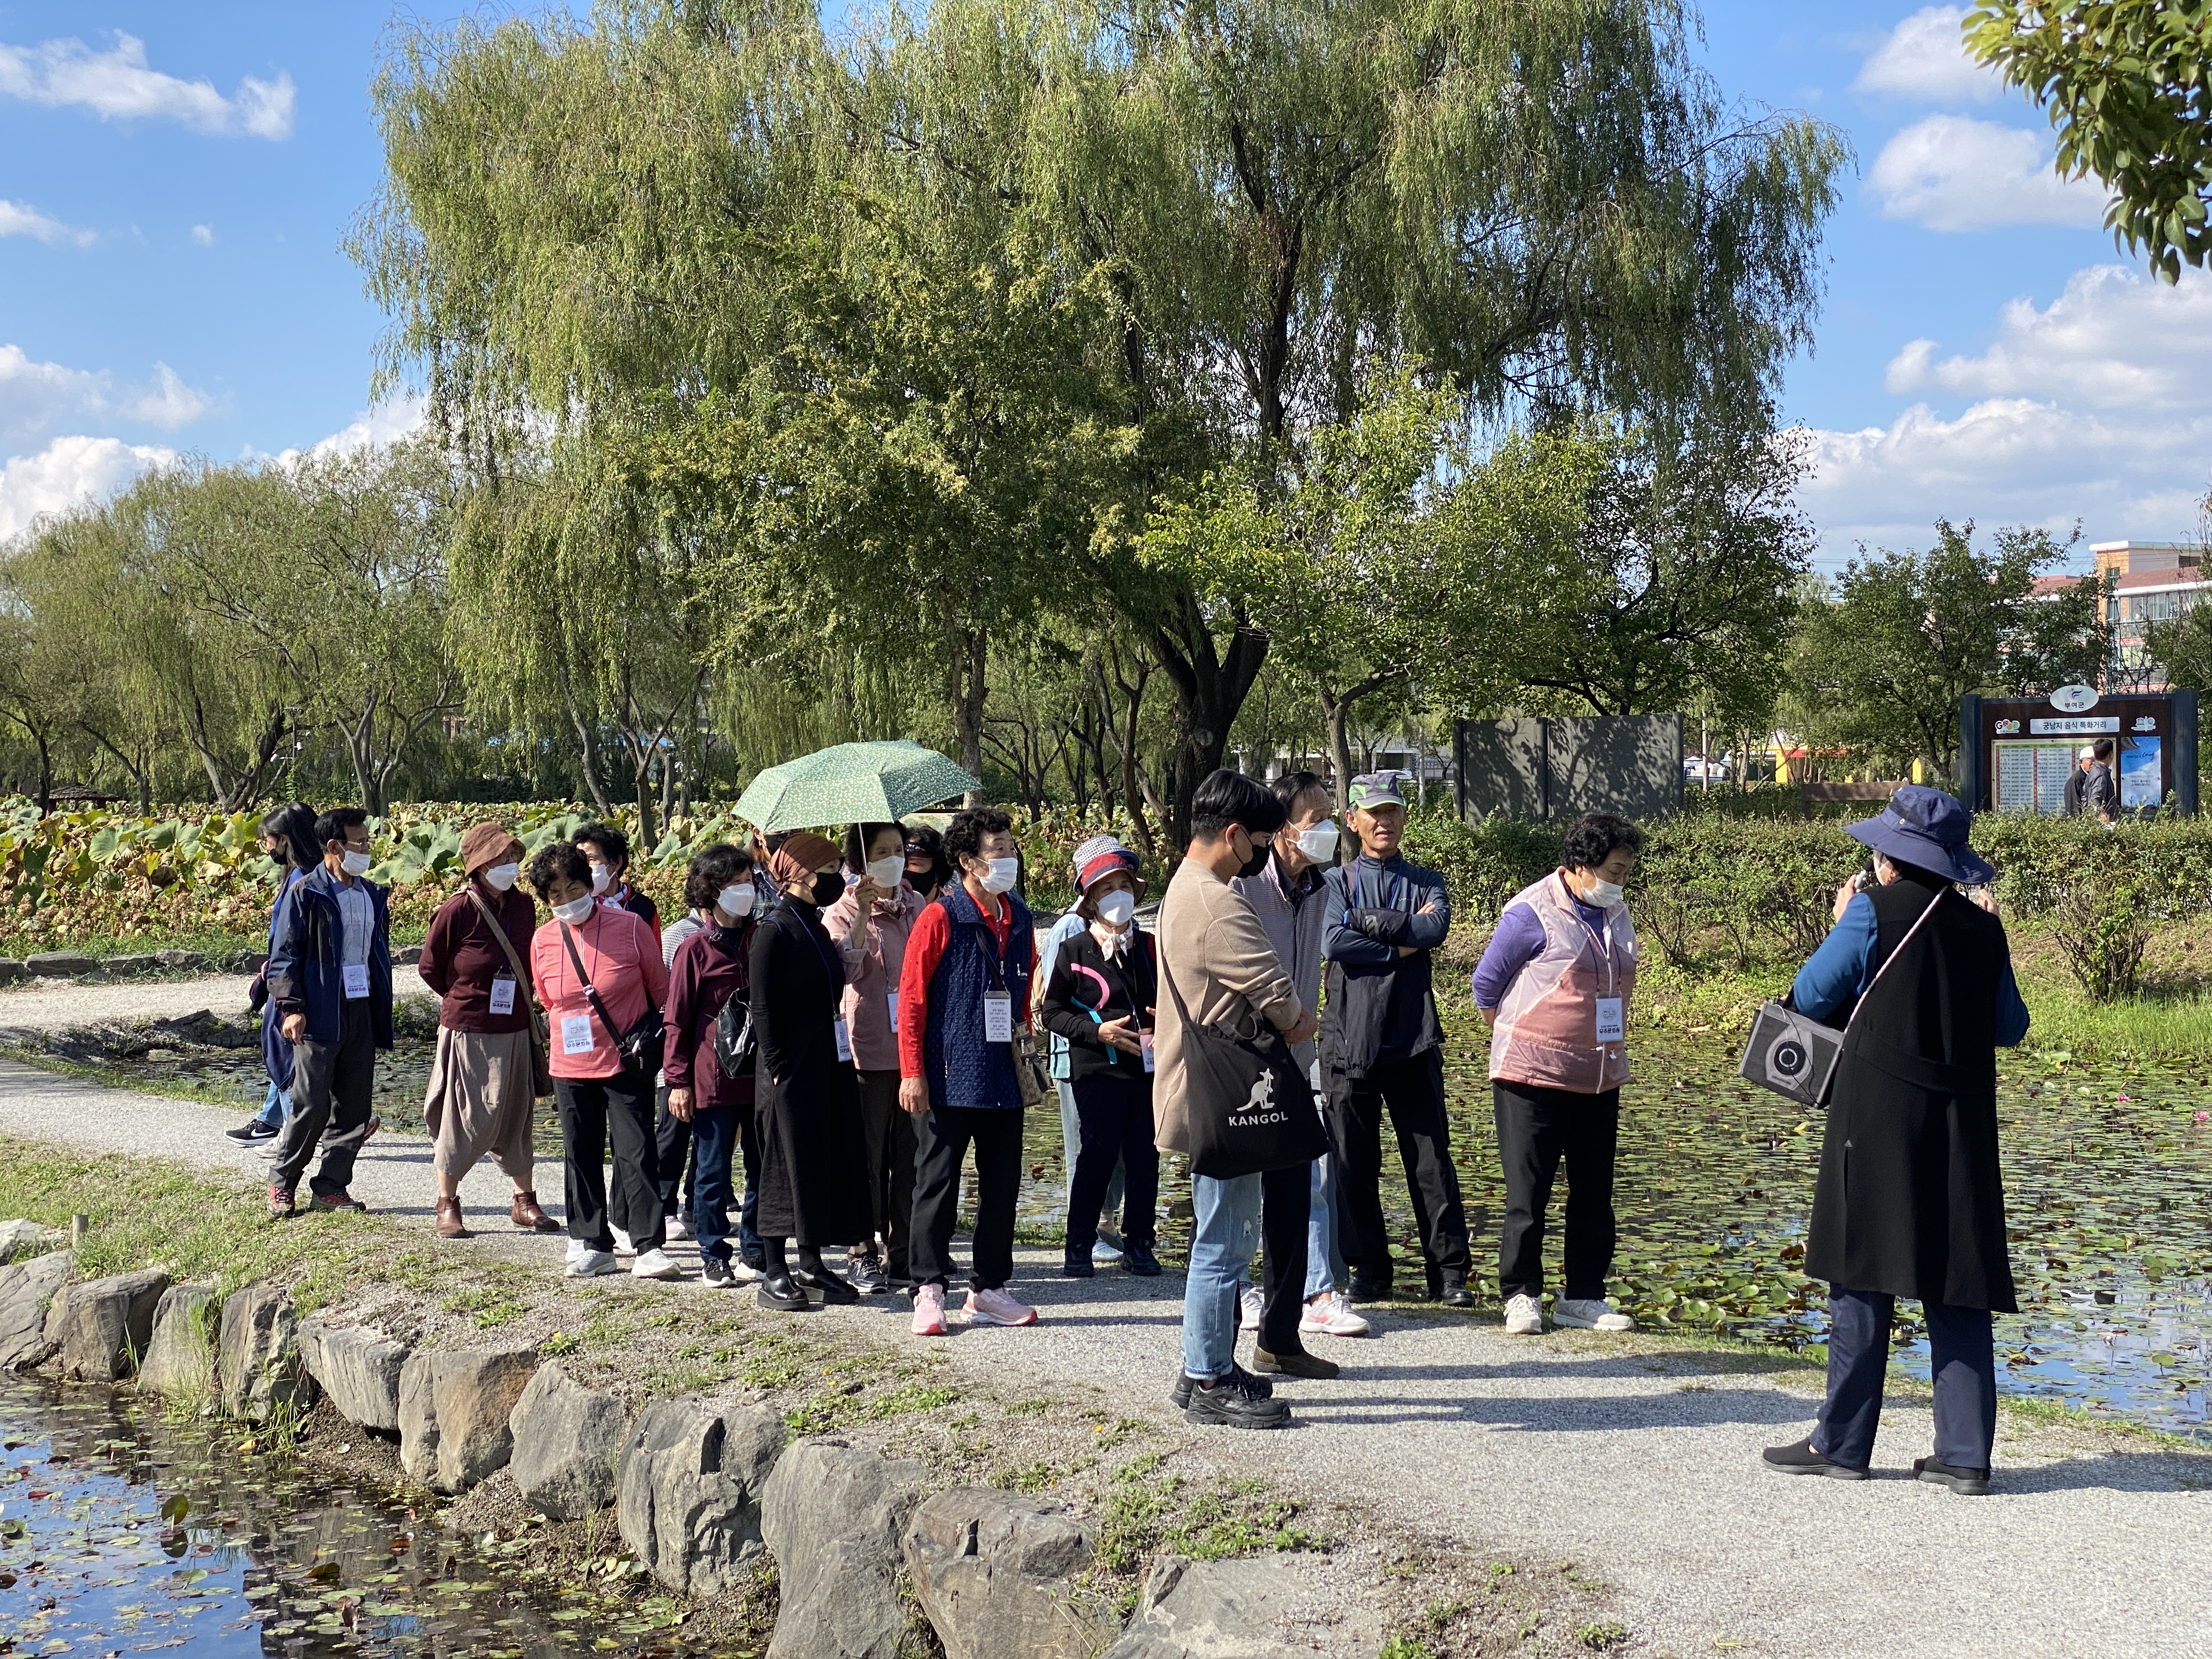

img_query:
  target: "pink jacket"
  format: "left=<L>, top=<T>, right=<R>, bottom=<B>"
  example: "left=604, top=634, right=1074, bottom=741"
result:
left=531, top=906, right=670, bottom=1081
left=1487, top=873, right=1637, bottom=1093
left=823, top=883, right=924, bottom=1072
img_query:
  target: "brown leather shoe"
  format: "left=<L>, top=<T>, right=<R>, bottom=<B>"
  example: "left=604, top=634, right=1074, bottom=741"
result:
left=435, top=1196, right=470, bottom=1239
left=510, top=1190, right=561, bottom=1233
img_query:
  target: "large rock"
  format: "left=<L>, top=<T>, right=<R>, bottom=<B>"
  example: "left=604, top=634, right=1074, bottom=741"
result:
left=155, top=949, right=205, bottom=970
left=0, top=960, right=25, bottom=986
left=618, top=1400, right=786, bottom=1593
left=1099, top=1555, right=1319, bottom=1659
left=0, top=1219, right=64, bottom=1265
left=136, top=1283, right=217, bottom=1396
left=398, top=1348, right=539, bottom=1493
left=511, top=1362, right=629, bottom=1521
left=218, top=1285, right=315, bottom=1421
left=903, top=1488, right=1118, bottom=1659
left=24, top=950, right=97, bottom=978
left=300, top=1320, right=408, bottom=1432
left=760, top=1440, right=929, bottom=1659
left=42, top=1267, right=169, bottom=1381
left=0, top=1249, right=72, bottom=1369
left=103, top=954, right=160, bottom=977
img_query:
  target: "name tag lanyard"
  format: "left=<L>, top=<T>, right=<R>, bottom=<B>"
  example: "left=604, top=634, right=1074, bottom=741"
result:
left=974, top=904, right=1019, bottom=1045
left=790, top=911, right=853, bottom=1059
left=1562, top=874, right=1624, bottom=1054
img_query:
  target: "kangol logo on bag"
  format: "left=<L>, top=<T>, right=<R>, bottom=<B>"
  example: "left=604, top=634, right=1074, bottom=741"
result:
left=1227, top=1071, right=1290, bottom=1127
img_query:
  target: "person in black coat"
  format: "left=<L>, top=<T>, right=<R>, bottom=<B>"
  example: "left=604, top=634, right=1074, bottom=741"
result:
left=1763, top=786, right=2029, bottom=1497
left=749, top=830, right=871, bottom=1311
left=1039, top=847, right=1162, bottom=1279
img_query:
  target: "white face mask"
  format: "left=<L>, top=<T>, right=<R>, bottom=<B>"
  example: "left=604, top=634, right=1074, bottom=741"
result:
left=866, top=855, right=905, bottom=889
left=977, top=855, right=1020, bottom=895
left=483, top=862, right=520, bottom=891
left=1095, top=888, right=1137, bottom=929
left=1296, top=824, right=1339, bottom=863
left=1582, top=877, right=1625, bottom=907
left=718, top=883, right=755, bottom=920
left=340, top=849, right=373, bottom=877
left=588, top=862, right=614, bottom=895
left=552, top=894, right=596, bottom=926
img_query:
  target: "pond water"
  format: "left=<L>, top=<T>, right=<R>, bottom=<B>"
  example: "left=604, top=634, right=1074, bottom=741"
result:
left=0, top=1379, right=697, bottom=1658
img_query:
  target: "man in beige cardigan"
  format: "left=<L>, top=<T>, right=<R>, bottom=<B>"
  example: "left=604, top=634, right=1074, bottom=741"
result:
left=1157, top=770, right=1324, bottom=1429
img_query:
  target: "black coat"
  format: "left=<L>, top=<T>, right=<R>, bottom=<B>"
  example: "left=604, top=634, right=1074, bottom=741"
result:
left=1805, top=873, right=2018, bottom=1312
left=750, top=901, right=869, bottom=1246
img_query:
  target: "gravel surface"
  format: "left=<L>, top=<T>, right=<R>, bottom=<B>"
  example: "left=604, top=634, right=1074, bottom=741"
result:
left=0, top=968, right=431, bottom=1035
left=0, top=979, right=2205, bottom=1659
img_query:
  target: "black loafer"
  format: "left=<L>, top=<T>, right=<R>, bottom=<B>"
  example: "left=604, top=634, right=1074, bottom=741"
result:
left=1062, top=1252, right=1096, bottom=1278
left=1914, top=1457, right=1991, bottom=1496
left=792, top=1267, right=860, bottom=1305
left=1762, top=1436, right=1869, bottom=1480
left=1254, top=1346, right=1339, bottom=1380
left=1347, top=1276, right=1391, bottom=1304
left=1122, top=1242, right=1162, bottom=1277
left=757, top=1273, right=810, bottom=1311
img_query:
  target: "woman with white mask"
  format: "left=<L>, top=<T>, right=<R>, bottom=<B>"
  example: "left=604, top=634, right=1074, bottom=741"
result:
left=825, top=821, right=928, bottom=1293
left=416, top=820, right=560, bottom=1240
left=1039, top=844, right=1162, bottom=1278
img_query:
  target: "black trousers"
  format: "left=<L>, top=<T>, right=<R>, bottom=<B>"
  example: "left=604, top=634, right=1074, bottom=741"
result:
left=910, top=1104, right=1024, bottom=1292
left=855, top=1068, right=918, bottom=1278
left=273, top=1000, right=376, bottom=1198
left=1326, top=1048, right=1470, bottom=1286
left=1065, top=1073, right=1158, bottom=1256
left=653, top=1084, right=699, bottom=1220
left=556, top=1069, right=664, bottom=1253
left=1258, top=1160, right=1313, bottom=1357
left=1493, top=1080, right=1618, bottom=1302
left=1815, top=1286, right=1996, bottom=1472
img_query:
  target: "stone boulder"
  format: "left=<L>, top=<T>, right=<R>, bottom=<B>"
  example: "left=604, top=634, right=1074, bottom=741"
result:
left=104, top=955, right=161, bottom=977
left=0, top=1219, right=64, bottom=1265
left=218, top=1285, right=315, bottom=1421
left=0, top=960, right=25, bottom=986
left=25, top=950, right=97, bottom=978
left=1099, top=1555, right=1318, bottom=1659
left=42, top=1267, right=169, bottom=1381
left=156, top=949, right=205, bottom=970
left=136, top=1284, right=217, bottom=1397
left=903, top=1488, right=1118, bottom=1659
left=398, top=1347, right=539, bottom=1493
left=760, top=1440, right=929, bottom=1659
left=511, top=1362, right=629, bottom=1521
left=299, top=1319, right=408, bottom=1432
left=0, top=1249, right=71, bottom=1369
left=618, top=1400, right=786, bottom=1593
left=393, top=943, right=423, bottom=967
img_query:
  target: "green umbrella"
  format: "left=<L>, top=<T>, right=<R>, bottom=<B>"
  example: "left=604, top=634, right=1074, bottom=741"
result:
left=735, top=741, right=980, bottom=833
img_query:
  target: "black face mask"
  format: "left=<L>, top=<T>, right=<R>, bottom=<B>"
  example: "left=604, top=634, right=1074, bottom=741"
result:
left=267, top=850, right=287, bottom=873
left=1233, top=830, right=1271, bottom=881
left=810, top=870, right=847, bottom=908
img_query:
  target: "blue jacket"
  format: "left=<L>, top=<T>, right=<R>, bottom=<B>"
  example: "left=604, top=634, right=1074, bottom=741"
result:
left=268, top=866, right=395, bottom=1049
left=922, top=883, right=1035, bottom=1111
left=1321, top=853, right=1451, bottom=1076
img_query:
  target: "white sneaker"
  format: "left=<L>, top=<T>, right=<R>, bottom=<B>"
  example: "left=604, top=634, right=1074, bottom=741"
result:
left=566, top=1249, right=619, bottom=1278
left=1092, top=1237, right=1125, bottom=1265
left=730, top=1257, right=764, bottom=1284
left=1554, top=1297, right=1635, bottom=1331
left=666, top=1216, right=692, bottom=1242
left=563, top=1237, right=587, bottom=1265
left=1299, top=1292, right=1372, bottom=1338
left=1238, top=1286, right=1263, bottom=1332
left=631, top=1247, right=684, bottom=1280
left=1503, top=1293, right=1545, bottom=1336
left=610, top=1226, right=635, bottom=1256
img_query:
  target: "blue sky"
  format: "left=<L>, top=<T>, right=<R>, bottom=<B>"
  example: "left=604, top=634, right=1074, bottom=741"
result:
left=3, top=3, right=2204, bottom=570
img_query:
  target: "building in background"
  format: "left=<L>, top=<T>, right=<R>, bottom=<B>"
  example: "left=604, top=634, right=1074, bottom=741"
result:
left=2034, top=541, right=2208, bottom=689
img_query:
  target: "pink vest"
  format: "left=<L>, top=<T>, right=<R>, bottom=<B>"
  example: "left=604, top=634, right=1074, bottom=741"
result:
left=1487, top=873, right=1637, bottom=1093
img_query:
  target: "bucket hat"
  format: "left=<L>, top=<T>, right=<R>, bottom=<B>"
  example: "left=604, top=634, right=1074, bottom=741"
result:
left=1846, top=785, right=1995, bottom=887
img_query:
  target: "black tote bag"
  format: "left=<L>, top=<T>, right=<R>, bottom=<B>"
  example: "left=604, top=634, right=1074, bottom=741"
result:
left=1159, top=952, right=1327, bottom=1180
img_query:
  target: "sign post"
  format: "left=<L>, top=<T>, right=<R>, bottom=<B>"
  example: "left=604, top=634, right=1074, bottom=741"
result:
left=1961, top=688, right=2198, bottom=816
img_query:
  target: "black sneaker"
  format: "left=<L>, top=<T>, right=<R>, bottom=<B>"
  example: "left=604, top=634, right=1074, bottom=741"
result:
left=1347, top=1274, right=1391, bottom=1304
left=225, top=1119, right=278, bottom=1144
left=1914, top=1457, right=1991, bottom=1496
left=845, top=1255, right=889, bottom=1294
left=1184, top=1372, right=1291, bottom=1430
left=1170, top=1363, right=1274, bottom=1410
left=1438, top=1276, right=1475, bottom=1309
left=1122, top=1242, right=1162, bottom=1277
left=1062, top=1252, right=1096, bottom=1278
left=701, top=1255, right=737, bottom=1289
left=1762, top=1436, right=1869, bottom=1480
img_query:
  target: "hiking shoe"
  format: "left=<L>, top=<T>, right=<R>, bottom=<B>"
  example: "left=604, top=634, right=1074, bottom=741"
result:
left=1914, top=1457, right=1991, bottom=1496
left=1763, top=1437, right=1869, bottom=1480
left=632, top=1248, right=685, bottom=1281
left=912, top=1282, right=949, bottom=1336
left=701, top=1255, right=737, bottom=1289
left=846, top=1254, right=889, bottom=1295
left=1122, top=1242, right=1163, bottom=1277
left=1503, top=1293, right=1545, bottom=1336
left=1300, top=1293, right=1371, bottom=1338
left=566, top=1249, right=619, bottom=1279
left=667, top=1215, right=692, bottom=1242
left=308, top=1188, right=365, bottom=1213
left=267, top=1183, right=295, bottom=1218
left=1170, top=1364, right=1274, bottom=1410
left=1554, top=1296, right=1634, bottom=1331
left=610, top=1226, right=635, bottom=1256
left=1184, top=1372, right=1291, bottom=1430
left=1062, top=1251, right=1096, bottom=1278
left=1238, top=1285, right=1263, bottom=1331
left=965, top=1287, right=1038, bottom=1326
left=1254, top=1346, right=1339, bottom=1379
left=227, top=1119, right=277, bottom=1144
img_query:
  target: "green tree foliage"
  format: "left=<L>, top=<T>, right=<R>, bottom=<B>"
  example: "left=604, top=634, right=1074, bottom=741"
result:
left=2145, top=599, right=2212, bottom=690
left=1966, top=0, right=2212, bottom=280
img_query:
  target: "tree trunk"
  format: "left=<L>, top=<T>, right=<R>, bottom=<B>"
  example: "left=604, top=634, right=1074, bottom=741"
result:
left=556, top=659, right=613, bottom=816
left=950, top=626, right=989, bottom=806
left=1150, top=589, right=1269, bottom=850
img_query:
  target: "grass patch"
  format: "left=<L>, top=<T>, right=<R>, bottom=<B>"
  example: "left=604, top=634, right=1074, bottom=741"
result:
left=1093, top=1452, right=1319, bottom=1573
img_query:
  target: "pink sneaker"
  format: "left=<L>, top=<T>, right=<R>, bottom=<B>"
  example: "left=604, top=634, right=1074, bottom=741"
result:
left=964, top=1287, right=1037, bottom=1327
left=911, top=1282, right=948, bottom=1336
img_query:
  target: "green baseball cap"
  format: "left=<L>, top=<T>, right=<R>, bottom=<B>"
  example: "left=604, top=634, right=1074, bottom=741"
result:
left=1347, top=773, right=1407, bottom=811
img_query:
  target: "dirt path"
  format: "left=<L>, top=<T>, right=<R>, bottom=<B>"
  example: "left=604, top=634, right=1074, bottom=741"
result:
left=0, top=968, right=431, bottom=1035
left=0, top=979, right=2205, bottom=1659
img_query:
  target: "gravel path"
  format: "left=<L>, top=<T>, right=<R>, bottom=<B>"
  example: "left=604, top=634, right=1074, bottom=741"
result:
left=0, top=979, right=2205, bottom=1659
left=0, top=968, right=431, bottom=1035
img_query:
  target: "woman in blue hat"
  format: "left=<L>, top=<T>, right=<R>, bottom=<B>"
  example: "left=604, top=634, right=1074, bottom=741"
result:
left=1762, top=786, right=2029, bottom=1497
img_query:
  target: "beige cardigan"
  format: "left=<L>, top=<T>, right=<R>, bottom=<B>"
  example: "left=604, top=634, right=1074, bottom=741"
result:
left=1153, top=855, right=1308, bottom=1155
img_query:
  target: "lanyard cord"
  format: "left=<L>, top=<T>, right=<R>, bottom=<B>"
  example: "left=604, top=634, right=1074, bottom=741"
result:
left=1560, top=873, right=1618, bottom=998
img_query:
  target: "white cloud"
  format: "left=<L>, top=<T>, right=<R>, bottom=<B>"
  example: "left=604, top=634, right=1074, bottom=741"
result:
left=244, top=394, right=431, bottom=469
left=1867, top=115, right=2108, bottom=232
left=1883, top=265, right=2212, bottom=413
left=190, top=223, right=213, bottom=246
left=0, top=32, right=294, bottom=139
left=0, top=343, right=215, bottom=442
left=0, top=199, right=94, bottom=247
left=0, top=433, right=175, bottom=541
left=1853, top=5, right=2003, bottom=104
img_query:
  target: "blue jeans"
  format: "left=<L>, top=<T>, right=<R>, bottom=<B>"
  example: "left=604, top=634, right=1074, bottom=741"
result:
left=691, top=1104, right=739, bottom=1265
left=1235, top=1157, right=1344, bottom=1301
left=253, top=1080, right=291, bottom=1130
left=1058, top=1077, right=1123, bottom=1228
left=1182, top=1172, right=1263, bottom=1382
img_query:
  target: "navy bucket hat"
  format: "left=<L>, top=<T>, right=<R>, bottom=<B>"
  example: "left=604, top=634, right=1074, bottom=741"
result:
left=1846, top=785, right=1995, bottom=887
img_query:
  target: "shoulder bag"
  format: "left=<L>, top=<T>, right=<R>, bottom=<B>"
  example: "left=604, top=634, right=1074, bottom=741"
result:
left=465, top=888, right=554, bottom=1098
left=1158, top=951, right=1326, bottom=1180
left=710, top=928, right=758, bottom=1080
left=560, top=918, right=667, bottom=1080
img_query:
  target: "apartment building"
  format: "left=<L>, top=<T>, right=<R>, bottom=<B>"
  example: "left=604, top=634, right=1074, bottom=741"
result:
left=2030, top=540, right=2207, bottom=689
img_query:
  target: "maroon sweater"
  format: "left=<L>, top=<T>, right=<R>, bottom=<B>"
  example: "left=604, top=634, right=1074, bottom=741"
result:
left=419, top=883, right=539, bottom=1034
left=662, top=921, right=757, bottom=1110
